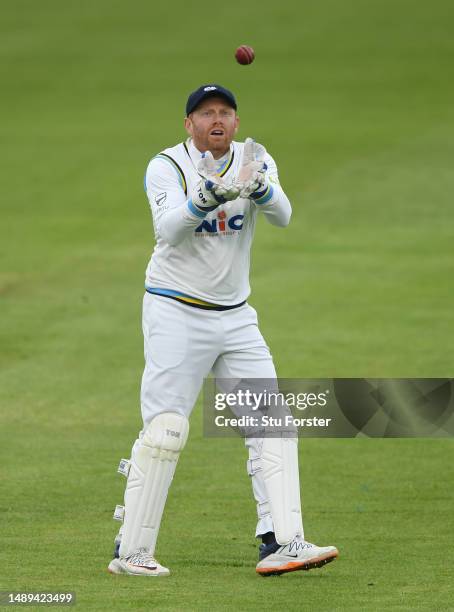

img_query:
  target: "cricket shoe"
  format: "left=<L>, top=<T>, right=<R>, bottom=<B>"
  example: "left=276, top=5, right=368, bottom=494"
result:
left=256, top=537, right=338, bottom=577
left=108, top=548, right=170, bottom=577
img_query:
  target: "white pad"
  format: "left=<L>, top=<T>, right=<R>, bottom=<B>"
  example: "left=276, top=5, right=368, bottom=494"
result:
left=261, top=436, right=304, bottom=545
left=119, top=412, right=189, bottom=557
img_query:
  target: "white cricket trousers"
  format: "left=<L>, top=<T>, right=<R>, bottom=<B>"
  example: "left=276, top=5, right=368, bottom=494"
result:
left=139, top=292, right=276, bottom=536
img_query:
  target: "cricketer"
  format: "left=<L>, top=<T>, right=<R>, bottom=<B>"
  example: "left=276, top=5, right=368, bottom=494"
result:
left=108, top=84, right=339, bottom=577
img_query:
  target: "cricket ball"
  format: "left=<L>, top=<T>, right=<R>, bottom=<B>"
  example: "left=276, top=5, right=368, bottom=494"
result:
left=235, top=45, right=255, bottom=65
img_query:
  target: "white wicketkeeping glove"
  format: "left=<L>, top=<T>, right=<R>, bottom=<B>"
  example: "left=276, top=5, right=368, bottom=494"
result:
left=192, top=151, right=240, bottom=212
left=236, top=137, right=268, bottom=199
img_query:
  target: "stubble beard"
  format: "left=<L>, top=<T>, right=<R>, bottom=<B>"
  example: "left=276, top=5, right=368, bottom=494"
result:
left=193, top=132, right=231, bottom=159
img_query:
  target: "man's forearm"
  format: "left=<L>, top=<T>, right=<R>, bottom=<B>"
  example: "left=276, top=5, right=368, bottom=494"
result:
left=253, top=183, right=292, bottom=227
left=156, top=199, right=207, bottom=246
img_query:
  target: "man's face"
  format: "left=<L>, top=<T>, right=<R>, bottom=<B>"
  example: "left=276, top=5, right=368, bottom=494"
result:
left=184, top=97, right=239, bottom=158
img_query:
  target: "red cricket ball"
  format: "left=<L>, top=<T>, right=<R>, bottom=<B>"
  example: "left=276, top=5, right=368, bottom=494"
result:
left=235, top=45, right=255, bottom=65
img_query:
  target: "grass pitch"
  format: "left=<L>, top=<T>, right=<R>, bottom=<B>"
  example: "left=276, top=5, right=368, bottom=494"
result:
left=1, top=0, right=454, bottom=610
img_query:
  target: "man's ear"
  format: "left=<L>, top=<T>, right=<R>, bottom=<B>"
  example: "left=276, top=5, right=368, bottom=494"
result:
left=184, top=116, right=193, bottom=137
left=234, top=115, right=240, bottom=134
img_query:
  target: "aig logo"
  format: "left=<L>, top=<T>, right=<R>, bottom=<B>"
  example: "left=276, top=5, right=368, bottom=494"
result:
left=195, top=211, right=244, bottom=234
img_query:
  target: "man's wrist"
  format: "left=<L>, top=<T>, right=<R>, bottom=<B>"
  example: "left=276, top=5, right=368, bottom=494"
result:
left=250, top=183, right=274, bottom=205
left=191, top=182, right=223, bottom=214
left=187, top=198, right=209, bottom=218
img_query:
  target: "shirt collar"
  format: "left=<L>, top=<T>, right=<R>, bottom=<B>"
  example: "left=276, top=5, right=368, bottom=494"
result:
left=187, top=139, right=233, bottom=173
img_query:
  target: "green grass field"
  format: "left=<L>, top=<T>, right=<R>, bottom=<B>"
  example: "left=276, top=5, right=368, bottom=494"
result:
left=1, top=0, right=454, bottom=609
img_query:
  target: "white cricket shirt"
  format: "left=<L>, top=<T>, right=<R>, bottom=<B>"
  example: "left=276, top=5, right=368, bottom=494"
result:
left=144, top=139, right=291, bottom=306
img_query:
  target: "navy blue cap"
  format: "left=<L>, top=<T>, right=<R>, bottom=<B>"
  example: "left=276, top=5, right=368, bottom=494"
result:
left=186, top=84, right=237, bottom=116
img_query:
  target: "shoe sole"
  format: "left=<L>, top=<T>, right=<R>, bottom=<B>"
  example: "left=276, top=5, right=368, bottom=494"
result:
left=256, top=550, right=338, bottom=577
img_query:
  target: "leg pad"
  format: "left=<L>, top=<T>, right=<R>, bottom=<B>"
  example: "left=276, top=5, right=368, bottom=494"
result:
left=119, top=412, right=189, bottom=557
left=261, top=436, right=303, bottom=545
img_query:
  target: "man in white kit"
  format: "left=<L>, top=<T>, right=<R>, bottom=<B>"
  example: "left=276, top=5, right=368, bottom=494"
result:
left=108, top=84, right=338, bottom=577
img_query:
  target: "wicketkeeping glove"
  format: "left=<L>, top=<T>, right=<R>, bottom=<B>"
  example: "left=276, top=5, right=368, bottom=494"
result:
left=192, top=151, right=240, bottom=212
left=236, top=137, right=268, bottom=199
